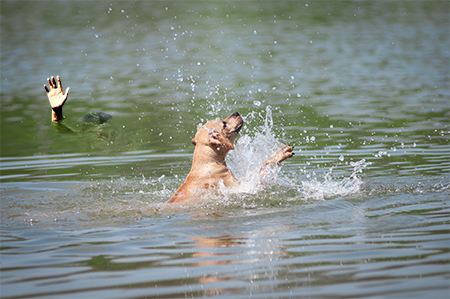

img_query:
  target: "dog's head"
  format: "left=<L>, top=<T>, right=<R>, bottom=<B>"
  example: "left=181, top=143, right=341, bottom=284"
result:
left=192, top=112, right=243, bottom=151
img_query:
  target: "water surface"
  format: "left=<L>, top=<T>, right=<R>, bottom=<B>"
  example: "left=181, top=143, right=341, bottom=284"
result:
left=1, top=1, right=449, bottom=298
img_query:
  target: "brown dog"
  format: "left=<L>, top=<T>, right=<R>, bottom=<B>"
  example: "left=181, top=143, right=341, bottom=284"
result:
left=167, top=112, right=294, bottom=203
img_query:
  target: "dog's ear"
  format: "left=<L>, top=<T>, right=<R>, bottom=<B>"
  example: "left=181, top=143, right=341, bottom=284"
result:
left=208, top=132, right=234, bottom=150
left=222, top=138, right=234, bottom=150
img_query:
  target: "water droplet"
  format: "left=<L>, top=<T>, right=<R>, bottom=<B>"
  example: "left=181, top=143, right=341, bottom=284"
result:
left=339, top=155, right=344, bottom=161
left=330, top=124, right=334, bottom=128
left=253, top=100, right=261, bottom=107
left=253, top=30, right=257, bottom=34
left=95, top=34, right=99, bottom=38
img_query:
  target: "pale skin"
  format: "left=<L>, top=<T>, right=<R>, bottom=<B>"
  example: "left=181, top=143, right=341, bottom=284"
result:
left=44, top=76, right=70, bottom=122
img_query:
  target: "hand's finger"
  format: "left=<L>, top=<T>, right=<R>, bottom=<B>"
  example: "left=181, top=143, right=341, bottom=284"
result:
left=57, top=76, right=62, bottom=90
left=51, top=76, right=57, bottom=89
left=44, top=84, right=50, bottom=93
left=65, top=87, right=70, bottom=97
left=47, top=78, right=53, bottom=88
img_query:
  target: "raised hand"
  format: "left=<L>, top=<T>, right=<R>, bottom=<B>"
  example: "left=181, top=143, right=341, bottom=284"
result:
left=44, top=76, right=70, bottom=122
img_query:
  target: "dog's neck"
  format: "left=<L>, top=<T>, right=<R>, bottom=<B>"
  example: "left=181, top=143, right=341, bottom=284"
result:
left=192, top=144, right=228, bottom=165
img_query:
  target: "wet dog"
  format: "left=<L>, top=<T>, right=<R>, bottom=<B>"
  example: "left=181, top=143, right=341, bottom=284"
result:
left=166, top=112, right=294, bottom=203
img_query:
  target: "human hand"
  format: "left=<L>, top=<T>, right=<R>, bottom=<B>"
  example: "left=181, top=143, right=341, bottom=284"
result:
left=44, top=76, right=70, bottom=122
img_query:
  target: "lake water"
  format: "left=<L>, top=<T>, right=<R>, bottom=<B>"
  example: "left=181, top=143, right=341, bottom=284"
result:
left=1, top=1, right=449, bottom=298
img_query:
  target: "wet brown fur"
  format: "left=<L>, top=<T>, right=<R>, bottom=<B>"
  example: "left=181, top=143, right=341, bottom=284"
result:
left=166, top=112, right=293, bottom=203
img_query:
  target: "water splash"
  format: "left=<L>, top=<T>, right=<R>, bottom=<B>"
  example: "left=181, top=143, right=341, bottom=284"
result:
left=207, top=106, right=370, bottom=204
left=225, top=106, right=284, bottom=192
left=298, top=159, right=371, bottom=201
left=72, top=106, right=373, bottom=211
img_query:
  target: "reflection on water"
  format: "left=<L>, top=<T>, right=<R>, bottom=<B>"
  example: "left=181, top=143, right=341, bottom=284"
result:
left=1, top=184, right=448, bottom=298
left=1, top=1, right=449, bottom=298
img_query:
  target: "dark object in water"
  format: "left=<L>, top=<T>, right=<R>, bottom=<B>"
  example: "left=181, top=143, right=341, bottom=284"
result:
left=81, top=112, right=112, bottom=124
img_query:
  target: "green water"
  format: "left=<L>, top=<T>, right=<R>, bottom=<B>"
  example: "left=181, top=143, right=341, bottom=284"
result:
left=1, top=1, right=449, bottom=298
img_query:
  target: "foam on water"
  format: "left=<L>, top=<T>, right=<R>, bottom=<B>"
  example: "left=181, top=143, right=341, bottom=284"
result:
left=296, top=160, right=370, bottom=201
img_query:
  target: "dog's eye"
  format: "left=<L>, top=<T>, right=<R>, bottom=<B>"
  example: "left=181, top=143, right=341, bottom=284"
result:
left=222, top=121, right=228, bottom=128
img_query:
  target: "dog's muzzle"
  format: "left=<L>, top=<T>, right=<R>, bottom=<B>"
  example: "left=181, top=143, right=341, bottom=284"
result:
left=230, top=112, right=243, bottom=134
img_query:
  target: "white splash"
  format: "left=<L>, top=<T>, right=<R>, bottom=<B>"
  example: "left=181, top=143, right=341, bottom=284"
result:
left=225, top=106, right=284, bottom=193
left=219, top=106, right=368, bottom=203
left=299, top=159, right=371, bottom=201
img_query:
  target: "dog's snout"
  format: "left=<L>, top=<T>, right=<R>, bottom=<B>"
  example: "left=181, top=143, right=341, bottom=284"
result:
left=223, top=112, right=243, bottom=135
